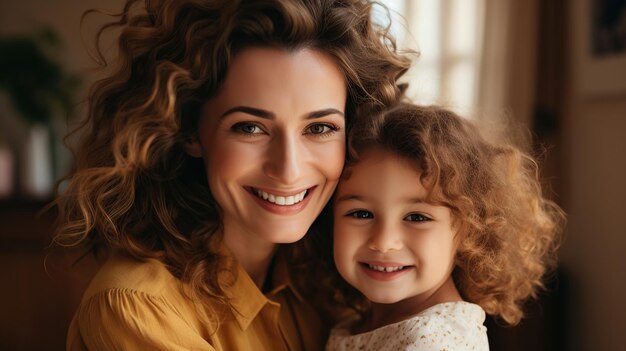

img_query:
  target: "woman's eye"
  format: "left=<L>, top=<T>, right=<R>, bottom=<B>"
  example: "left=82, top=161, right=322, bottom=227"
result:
left=232, top=122, right=263, bottom=135
left=305, top=123, right=338, bottom=135
left=404, top=213, right=430, bottom=222
left=347, top=210, right=374, bottom=219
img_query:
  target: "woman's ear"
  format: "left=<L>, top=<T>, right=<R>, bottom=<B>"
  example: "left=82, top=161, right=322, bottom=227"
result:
left=183, top=135, right=203, bottom=158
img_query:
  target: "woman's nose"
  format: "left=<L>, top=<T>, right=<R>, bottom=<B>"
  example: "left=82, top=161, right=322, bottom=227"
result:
left=262, top=133, right=304, bottom=185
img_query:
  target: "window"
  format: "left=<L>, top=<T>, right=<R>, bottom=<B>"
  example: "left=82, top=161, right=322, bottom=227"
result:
left=374, top=0, right=484, bottom=117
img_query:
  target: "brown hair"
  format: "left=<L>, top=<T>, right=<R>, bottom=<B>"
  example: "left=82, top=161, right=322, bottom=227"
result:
left=323, top=103, right=565, bottom=325
left=52, top=0, right=410, bottom=319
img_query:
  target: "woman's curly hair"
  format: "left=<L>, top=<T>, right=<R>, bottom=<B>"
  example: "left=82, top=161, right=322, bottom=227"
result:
left=52, top=0, right=410, bottom=319
left=316, top=103, right=565, bottom=325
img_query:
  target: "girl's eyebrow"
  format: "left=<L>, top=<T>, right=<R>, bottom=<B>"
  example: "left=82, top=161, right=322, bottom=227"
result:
left=220, top=106, right=344, bottom=120
left=405, top=197, right=428, bottom=204
left=334, top=194, right=364, bottom=203
left=335, top=193, right=429, bottom=204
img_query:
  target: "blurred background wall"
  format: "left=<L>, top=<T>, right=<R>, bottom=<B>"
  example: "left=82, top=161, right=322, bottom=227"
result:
left=1, top=0, right=625, bottom=350
left=0, top=1, right=126, bottom=349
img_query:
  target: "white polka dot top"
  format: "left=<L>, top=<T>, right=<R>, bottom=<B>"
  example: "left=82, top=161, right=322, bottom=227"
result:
left=326, top=301, right=489, bottom=351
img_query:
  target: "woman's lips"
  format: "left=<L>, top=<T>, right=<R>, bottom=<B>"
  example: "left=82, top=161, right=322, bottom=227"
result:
left=252, top=188, right=308, bottom=205
left=246, top=186, right=316, bottom=214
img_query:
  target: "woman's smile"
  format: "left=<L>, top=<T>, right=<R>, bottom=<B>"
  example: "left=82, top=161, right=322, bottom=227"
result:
left=249, top=187, right=310, bottom=206
left=246, top=186, right=317, bottom=215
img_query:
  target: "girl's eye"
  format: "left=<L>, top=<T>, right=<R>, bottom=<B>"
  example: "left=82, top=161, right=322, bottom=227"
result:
left=231, top=122, right=264, bottom=135
left=404, top=213, right=431, bottom=222
left=305, top=123, right=338, bottom=135
left=347, top=210, right=374, bottom=219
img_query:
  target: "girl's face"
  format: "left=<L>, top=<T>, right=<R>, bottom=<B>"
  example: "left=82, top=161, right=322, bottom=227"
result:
left=187, top=47, right=346, bottom=252
left=333, top=148, right=458, bottom=306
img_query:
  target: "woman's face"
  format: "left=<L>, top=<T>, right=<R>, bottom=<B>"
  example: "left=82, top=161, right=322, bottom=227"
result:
left=187, top=47, right=347, bottom=251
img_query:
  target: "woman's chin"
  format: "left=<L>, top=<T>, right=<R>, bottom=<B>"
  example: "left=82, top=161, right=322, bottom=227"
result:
left=262, top=230, right=308, bottom=244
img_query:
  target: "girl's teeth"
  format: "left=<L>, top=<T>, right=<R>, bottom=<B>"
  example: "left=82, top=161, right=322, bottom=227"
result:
left=254, top=189, right=308, bottom=206
left=368, top=264, right=404, bottom=272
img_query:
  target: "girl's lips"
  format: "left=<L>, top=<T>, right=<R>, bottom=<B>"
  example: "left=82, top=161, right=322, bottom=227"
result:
left=359, top=262, right=414, bottom=282
left=246, top=186, right=317, bottom=215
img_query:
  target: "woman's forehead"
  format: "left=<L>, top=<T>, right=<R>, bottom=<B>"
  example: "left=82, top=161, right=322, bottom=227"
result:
left=201, top=46, right=347, bottom=122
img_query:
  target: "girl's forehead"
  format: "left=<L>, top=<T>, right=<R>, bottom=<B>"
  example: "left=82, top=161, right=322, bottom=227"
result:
left=338, top=148, right=426, bottom=193
left=343, top=147, right=422, bottom=178
left=340, top=147, right=453, bottom=204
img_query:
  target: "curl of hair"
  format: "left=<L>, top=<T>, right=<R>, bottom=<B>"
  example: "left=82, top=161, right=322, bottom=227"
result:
left=52, top=0, right=410, bottom=324
left=320, top=103, right=565, bottom=325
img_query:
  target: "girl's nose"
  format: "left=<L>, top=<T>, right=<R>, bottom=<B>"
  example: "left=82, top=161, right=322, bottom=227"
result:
left=367, top=223, right=403, bottom=253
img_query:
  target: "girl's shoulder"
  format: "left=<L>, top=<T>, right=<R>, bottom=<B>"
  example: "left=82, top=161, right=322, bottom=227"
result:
left=327, top=302, right=489, bottom=351
left=411, top=302, right=488, bottom=342
left=417, top=301, right=486, bottom=323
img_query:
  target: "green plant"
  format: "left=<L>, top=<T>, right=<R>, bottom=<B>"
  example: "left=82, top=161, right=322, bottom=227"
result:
left=0, top=27, right=79, bottom=125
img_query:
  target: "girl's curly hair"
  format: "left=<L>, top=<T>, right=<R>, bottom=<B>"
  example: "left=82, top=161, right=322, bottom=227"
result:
left=52, top=0, right=410, bottom=320
left=316, top=103, right=565, bottom=325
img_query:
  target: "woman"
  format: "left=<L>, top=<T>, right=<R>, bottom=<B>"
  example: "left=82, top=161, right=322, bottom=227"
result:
left=54, top=0, right=409, bottom=350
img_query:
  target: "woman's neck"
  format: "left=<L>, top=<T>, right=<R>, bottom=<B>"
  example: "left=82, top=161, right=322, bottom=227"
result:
left=222, top=227, right=277, bottom=289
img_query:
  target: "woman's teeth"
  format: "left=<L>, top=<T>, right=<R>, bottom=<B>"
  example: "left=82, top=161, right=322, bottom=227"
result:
left=368, top=264, right=405, bottom=272
left=254, top=189, right=308, bottom=206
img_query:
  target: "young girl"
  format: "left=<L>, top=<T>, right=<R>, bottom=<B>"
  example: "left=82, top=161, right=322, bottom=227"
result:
left=325, top=103, right=565, bottom=350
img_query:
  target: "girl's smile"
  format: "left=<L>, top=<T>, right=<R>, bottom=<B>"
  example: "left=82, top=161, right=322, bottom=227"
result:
left=333, top=147, right=459, bottom=306
left=359, top=261, right=414, bottom=282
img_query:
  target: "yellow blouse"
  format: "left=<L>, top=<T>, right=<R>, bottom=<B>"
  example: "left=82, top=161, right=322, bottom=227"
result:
left=67, top=250, right=327, bottom=351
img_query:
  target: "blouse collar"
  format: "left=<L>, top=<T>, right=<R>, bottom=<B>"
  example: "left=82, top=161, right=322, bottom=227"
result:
left=219, top=244, right=304, bottom=330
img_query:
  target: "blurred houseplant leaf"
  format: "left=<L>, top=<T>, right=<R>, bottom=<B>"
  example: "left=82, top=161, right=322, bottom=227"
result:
left=0, top=27, right=79, bottom=125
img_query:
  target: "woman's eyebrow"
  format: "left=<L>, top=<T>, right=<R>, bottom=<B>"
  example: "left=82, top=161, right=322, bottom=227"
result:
left=221, top=106, right=273, bottom=119
left=306, top=108, right=344, bottom=119
left=220, top=106, right=344, bottom=120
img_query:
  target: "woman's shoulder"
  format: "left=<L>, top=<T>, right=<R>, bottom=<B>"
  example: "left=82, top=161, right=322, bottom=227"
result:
left=68, top=285, right=213, bottom=351
left=68, top=253, right=215, bottom=350
left=75, top=252, right=201, bottom=331
left=80, top=251, right=179, bottom=303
